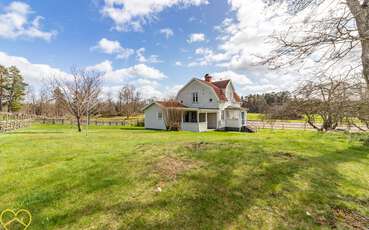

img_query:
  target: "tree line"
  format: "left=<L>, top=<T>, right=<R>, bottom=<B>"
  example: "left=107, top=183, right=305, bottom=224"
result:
left=0, top=65, right=27, bottom=112
left=22, top=68, right=147, bottom=132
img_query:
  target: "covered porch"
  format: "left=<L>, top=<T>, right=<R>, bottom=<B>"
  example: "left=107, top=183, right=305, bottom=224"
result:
left=181, top=108, right=218, bottom=132
left=223, top=106, right=247, bottom=131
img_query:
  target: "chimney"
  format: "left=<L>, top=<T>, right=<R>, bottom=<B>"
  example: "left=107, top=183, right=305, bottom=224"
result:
left=204, top=74, right=213, bottom=82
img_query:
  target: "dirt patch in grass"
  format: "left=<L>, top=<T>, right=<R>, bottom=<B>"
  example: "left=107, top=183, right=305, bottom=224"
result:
left=332, top=207, right=369, bottom=229
left=183, top=141, right=212, bottom=152
left=272, top=151, right=296, bottom=159
left=313, top=207, right=369, bottom=229
left=183, top=141, right=242, bottom=152
left=153, top=155, right=197, bottom=181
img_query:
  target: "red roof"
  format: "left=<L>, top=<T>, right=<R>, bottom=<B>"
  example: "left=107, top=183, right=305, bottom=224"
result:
left=200, top=79, right=241, bottom=102
left=200, top=80, right=227, bottom=101
left=157, top=101, right=187, bottom=108
left=212, top=80, right=230, bottom=89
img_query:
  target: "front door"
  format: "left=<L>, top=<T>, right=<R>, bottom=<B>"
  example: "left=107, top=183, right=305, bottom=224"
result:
left=207, top=113, right=217, bottom=129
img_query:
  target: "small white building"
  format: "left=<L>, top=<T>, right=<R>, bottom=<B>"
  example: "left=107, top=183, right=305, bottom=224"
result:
left=143, top=74, right=247, bottom=132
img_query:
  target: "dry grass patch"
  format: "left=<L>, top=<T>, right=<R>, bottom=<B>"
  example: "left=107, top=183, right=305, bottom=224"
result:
left=272, top=151, right=297, bottom=160
left=332, top=207, right=369, bottom=229
left=153, top=155, right=198, bottom=182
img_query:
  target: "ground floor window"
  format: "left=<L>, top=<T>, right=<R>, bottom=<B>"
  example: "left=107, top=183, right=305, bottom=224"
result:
left=184, top=111, right=197, bottom=122
left=157, top=112, right=163, bottom=120
left=226, top=110, right=239, bottom=120
left=199, top=113, right=206, bottom=122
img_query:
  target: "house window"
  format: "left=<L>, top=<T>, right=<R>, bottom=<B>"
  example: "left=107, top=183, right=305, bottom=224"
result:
left=221, top=110, right=225, bottom=120
left=227, top=110, right=239, bottom=120
left=157, top=112, right=163, bottom=120
left=184, top=111, right=197, bottom=122
left=192, top=92, right=198, bottom=103
left=209, top=98, right=213, bottom=102
left=199, top=113, right=206, bottom=122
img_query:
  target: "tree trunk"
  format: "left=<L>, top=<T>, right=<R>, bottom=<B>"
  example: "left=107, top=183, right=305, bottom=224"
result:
left=76, top=116, right=82, bottom=132
left=346, top=0, right=369, bottom=89
left=361, top=40, right=369, bottom=90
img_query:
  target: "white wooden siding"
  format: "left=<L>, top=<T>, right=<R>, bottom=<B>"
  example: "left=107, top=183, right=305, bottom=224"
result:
left=144, top=104, right=166, bottom=130
left=177, top=80, right=219, bottom=109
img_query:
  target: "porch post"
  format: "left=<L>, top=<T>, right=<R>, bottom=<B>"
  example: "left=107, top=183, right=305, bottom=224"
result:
left=205, top=112, right=207, bottom=123
left=196, top=110, right=199, bottom=123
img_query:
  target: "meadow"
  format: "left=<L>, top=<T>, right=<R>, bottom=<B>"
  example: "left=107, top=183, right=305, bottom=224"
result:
left=0, top=124, right=368, bottom=229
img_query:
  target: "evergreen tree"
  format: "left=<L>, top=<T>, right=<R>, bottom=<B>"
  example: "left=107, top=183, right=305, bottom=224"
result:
left=0, top=65, right=8, bottom=112
left=7, top=66, right=27, bottom=112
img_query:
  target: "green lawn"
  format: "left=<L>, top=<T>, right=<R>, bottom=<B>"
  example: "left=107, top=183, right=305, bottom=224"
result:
left=0, top=125, right=368, bottom=229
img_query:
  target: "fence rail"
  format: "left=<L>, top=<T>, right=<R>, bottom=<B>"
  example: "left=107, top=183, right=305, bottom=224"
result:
left=36, top=118, right=144, bottom=127
left=0, top=113, right=33, bottom=132
left=247, top=120, right=368, bottom=132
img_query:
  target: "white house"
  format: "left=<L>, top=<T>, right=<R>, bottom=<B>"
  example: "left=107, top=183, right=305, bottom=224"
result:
left=143, top=74, right=247, bottom=132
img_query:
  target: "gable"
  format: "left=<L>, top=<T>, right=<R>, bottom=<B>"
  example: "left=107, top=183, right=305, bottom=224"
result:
left=176, top=79, right=221, bottom=102
left=175, top=76, right=241, bottom=104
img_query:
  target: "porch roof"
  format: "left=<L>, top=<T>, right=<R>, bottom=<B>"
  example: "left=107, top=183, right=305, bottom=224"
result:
left=225, top=106, right=247, bottom=111
left=182, top=108, right=219, bottom=113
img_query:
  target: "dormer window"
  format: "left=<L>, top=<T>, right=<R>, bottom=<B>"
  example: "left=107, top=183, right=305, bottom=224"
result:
left=192, top=92, right=198, bottom=103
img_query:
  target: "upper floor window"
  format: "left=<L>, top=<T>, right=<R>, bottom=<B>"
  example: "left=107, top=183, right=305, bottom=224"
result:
left=192, top=92, right=198, bottom=103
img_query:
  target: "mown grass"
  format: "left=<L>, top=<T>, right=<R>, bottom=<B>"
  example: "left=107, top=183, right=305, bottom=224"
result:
left=0, top=124, right=368, bottom=229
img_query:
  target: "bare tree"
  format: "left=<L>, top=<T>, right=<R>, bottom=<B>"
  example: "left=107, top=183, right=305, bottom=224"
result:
left=265, top=0, right=369, bottom=89
left=162, top=101, right=183, bottom=131
left=117, top=85, right=142, bottom=118
left=53, top=68, right=102, bottom=132
left=291, top=74, right=360, bottom=131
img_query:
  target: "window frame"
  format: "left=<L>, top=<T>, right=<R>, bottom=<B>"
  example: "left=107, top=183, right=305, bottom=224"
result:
left=192, top=92, right=199, bottom=103
left=157, top=111, right=163, bottom=120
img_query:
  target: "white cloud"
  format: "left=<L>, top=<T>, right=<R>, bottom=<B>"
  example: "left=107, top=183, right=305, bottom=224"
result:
left=0, top=51, right=168, bottom=99
left=87, top=61, right=168, bottom=98
left=136, top=48, right=162, bottom=63
left=212, top=71, right=252, bottom=86
left=0, top=1, right=56, bottom=41
left=86, top=61, right=167, bottom=83
left=101, top=0, right=209, bottom=31
left=85, top=60, right=113, bottom=73
left=91, top=38, right=134, bottom=59
left=189, top=0, right=356, bottom=95
left=0, top=51, right=70, bottom=87
left=160, top=28, right=174, bottom=38
left=187, top=47, right=229, bottom=67
left=187, top=33, right=205, bottom=43
left=175, top=61, right=182, bottom=66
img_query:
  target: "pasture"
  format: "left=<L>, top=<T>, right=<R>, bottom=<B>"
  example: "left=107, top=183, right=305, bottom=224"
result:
left=0, top=124, right=368, bottom=229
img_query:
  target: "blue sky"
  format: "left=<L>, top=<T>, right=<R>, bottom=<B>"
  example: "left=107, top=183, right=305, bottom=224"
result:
left=0, top=0, right=312, bottom=98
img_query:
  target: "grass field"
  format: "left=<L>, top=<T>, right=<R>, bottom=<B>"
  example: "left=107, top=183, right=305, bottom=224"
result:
left=247, top=113, right=323, bottom=123
left=0, top=125, right=368, bottom=229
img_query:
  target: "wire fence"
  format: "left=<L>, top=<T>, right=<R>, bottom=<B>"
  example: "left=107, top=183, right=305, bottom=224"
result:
left=35, top=117, right=145, bottom=127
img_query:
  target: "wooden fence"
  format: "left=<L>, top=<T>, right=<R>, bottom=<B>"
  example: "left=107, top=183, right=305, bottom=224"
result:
left=0, top=113, right=33, bottom=133
left=36, top=117, right=144, bottom=127
left=247, top=120, right=368, bottom=132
